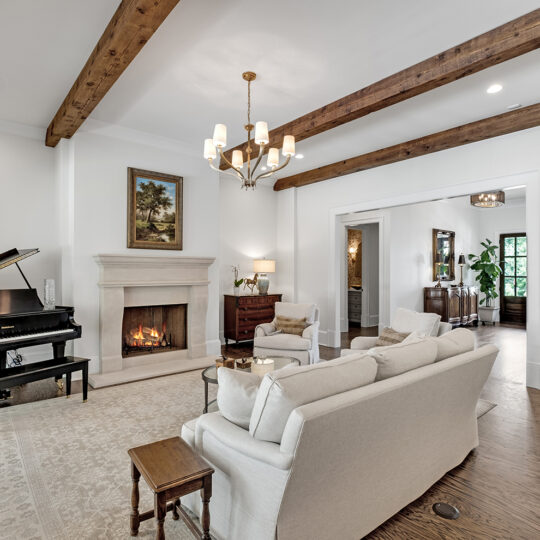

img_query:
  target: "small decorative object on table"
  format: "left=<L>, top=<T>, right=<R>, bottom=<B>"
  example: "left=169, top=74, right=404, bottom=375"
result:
left=251, top=357, right=275, bottom=376
left=243, top=274, right=258, bottom=294
left=216, top=355, right=235, bottom=369
left=253, top=259, right=276, bottom=295
left=232, top=265, right=244, bottom=297
left=235, top=357, right=252, bottom=370
left=44, top=278, right=55, bottom=310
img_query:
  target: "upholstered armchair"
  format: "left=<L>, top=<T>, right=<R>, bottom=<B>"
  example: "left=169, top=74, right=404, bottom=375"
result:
left=254, top=302, right=320, bottom=365
left=341, top=307, right=452, bottom=355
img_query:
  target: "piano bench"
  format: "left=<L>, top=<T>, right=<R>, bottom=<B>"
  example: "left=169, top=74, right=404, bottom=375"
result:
left=0, top=356, right=89, bottom=402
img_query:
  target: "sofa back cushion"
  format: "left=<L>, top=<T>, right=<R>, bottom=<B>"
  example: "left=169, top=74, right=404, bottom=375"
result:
left=217, top=368, right=261, bottom=429
left=368, top=337, right=438, bottom=380
left=249, top=354, right=377, bottom=443
left=429, top=328, right=475, bottom=361
left=275, top=302, right=317, bottom=324
left=391, top=308, right=441, bottom=336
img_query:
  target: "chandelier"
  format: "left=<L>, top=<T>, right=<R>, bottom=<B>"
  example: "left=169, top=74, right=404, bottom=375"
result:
left=203, top=71, right=295, bottom=189
left=470, top=191, right=505, bottom=208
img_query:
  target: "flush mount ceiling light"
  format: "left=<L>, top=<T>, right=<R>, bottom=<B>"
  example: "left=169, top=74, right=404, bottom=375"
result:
left=486, top=83, right=503, bottom=94
left=295, top=154, right=304, bottom=159
left=203, top=72, right=295, bottom=190
left=470, top=191, right=505, bottom=208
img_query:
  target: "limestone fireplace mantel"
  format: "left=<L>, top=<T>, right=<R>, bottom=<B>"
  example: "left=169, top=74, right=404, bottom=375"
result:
left=89, top=254, right=216, bottom=388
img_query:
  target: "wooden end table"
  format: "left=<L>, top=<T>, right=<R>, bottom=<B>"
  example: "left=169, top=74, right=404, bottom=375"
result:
left=128, top=437, right=214, bottom=540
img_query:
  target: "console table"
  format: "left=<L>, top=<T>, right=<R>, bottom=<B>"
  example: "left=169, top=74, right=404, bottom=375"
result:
left=224, top=294, right=282, bottom=345
left=424, top=286, right=478, bottom=327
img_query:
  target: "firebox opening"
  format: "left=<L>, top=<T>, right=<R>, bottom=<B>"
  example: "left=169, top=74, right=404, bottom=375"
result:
left=122, top=304, right=187, bottom=358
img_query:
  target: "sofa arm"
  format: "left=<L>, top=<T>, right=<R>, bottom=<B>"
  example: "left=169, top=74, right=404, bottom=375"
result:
left=195, top=412, right=293, bottom=470
left=349, top=336, right=378, bottom=350
left=254, top=322, right=277, bottom=338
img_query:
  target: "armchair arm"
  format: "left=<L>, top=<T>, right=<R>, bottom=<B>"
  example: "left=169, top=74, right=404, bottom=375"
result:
left=195, top=412, right=293, bottom=470
left=302, top=321, right=319, bottom=341
left=349, top=336, right=378, bottom=350
left=254, top=322, right=277, bottom=338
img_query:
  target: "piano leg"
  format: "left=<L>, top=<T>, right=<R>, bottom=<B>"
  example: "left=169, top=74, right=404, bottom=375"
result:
left=53, top=342, right=66, bottom=359
left=65, top=371, right=71, bottom=398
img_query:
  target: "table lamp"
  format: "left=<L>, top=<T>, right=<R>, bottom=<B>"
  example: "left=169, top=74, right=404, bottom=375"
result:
left=253, top=259, right=275, bottom=295
left=458, top=254, right=466, bottom=287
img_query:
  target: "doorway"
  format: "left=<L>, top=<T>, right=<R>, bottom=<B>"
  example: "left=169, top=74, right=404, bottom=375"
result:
left=346, top=223, right=379, bottom=329
left=500, top=233, right=527, bottom=326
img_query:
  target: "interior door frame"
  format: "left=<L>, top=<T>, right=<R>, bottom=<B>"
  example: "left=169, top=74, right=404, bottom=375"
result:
left=499, top=232, right=527, bottom=326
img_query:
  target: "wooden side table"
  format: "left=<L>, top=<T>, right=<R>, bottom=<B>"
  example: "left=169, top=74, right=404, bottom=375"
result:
left=128, top=437, right=214, bottom=540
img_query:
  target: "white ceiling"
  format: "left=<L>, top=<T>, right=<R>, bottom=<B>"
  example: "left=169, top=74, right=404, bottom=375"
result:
left=1, top=0, right=539, bottom=185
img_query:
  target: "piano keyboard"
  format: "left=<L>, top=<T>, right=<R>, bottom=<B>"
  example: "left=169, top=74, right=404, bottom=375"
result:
left=0, top=329, right=75, bottom=344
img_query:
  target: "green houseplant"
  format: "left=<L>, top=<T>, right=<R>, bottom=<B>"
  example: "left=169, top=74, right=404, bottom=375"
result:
left=468, top=238, right=502, bottom=324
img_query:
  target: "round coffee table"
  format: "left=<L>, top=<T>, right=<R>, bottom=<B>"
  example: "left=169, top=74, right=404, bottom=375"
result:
left=201, top=356, right=300, bottom=413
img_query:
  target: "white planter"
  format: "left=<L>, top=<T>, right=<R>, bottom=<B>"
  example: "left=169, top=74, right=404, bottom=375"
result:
left=478, top=306, right=499, bottom=325
left=233, top=286, right=240, bottom=297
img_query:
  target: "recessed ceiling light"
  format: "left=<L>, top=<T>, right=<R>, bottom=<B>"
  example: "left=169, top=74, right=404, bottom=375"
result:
left=486, top=84, right=502, bottom=94
left=261, top=166, right=267, bottom=171
left=295, top=154, right=304, bottom=159
left=507, top=103, right=522, bottom=110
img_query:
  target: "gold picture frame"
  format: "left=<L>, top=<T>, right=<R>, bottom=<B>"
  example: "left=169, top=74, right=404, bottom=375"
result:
left=127, top=168, right=183, bottom=250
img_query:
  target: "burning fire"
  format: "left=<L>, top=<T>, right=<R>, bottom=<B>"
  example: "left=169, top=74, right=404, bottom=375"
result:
left=126, top=322, right=168, bottom=349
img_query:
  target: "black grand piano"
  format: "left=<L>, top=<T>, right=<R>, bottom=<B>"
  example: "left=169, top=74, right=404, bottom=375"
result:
left=0, top=248, right=87, bottom=401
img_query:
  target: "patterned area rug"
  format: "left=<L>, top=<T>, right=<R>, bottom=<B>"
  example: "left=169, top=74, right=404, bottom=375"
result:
left=0, top=369, right=216, bottom=540
left=0, top=371, right=497, bottom=540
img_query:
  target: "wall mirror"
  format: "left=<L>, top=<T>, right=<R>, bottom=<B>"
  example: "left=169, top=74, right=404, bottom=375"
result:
left=432, top=229, right=455, bottom=281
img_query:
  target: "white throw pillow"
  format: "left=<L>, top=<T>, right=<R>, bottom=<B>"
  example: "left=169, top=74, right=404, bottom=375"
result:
left=428, top=328, right=475, bottom=362
left=249, top=353, right=377, bottom=444
left=368, top=339, right=438, bottom=381
left=391, top=308, right=441, bottom=337
left=217, top=368, right=261, bottom=430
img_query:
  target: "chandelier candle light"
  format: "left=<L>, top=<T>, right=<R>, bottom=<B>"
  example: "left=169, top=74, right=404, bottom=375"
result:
left=204, top=72, right=295, bottom=189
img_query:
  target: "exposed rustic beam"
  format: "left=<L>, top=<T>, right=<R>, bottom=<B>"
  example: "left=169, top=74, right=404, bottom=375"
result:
left=45, top=0, right=180, bottom=147
left=273, top=103, right=540, bottom=190
left=221, top=8, right=540, bottom=169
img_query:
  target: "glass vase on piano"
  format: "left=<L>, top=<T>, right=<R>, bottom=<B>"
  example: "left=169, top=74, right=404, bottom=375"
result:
left=44, top=278, right=55, bottom=310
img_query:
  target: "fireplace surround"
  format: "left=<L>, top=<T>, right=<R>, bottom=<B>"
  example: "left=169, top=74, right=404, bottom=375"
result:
left=90, top=254, right=215, bottom=387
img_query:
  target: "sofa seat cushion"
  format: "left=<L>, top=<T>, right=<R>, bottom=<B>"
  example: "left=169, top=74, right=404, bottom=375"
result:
left=217, top=367, right=261, bottom=429
left=391, top=307, right=441, bottom=336
left=249, top=353, right=377, bottom=443
left=368, top=337, right=438, bottom=380
left=429, top=328, right=475, bottom=361
left=254, top=334, right=312, bottom=351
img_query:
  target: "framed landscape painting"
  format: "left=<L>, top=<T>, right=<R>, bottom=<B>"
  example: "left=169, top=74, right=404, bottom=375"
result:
left=127, top=168, right=183, bottom=250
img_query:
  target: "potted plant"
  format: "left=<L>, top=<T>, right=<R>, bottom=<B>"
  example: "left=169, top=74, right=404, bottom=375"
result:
left=468, top=238, right=502, bottom=325
left=232, top=265, right=243, bottom=297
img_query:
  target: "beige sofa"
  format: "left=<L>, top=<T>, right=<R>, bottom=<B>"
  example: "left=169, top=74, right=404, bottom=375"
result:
left=181, top=334, right=497, bottom=540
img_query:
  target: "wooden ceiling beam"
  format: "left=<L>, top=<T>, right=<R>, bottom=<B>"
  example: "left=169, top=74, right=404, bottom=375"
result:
left=45, top=0, right=180, bottom=147
left=273, top=102, right=540, bottom=191
left=220, top=8, right=540, bottom=170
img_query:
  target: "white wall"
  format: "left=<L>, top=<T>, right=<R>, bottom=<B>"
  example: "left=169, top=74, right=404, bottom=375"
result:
left=218, top=175, right=278, bottom=341
left=276, top=126, right=540, bottom=388
left=0, top=131, right=60, bottom=361
left=60, top=131, right=221, bottom=372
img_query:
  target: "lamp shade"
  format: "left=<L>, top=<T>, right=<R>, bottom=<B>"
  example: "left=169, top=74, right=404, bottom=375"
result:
left=253, top=259, right=275, bottom=273
left=458, top=254, right=466, bottom=265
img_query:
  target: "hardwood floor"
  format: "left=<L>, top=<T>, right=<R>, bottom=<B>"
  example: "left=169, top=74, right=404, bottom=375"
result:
left=2, top=324, right=539, bottom=539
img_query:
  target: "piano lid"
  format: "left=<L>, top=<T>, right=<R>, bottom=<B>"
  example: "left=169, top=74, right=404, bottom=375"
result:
left=0, top=248, right=40, bottom=270
left=0, top=289, right=44, bottom=315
